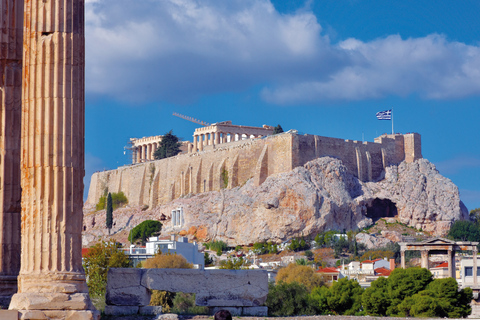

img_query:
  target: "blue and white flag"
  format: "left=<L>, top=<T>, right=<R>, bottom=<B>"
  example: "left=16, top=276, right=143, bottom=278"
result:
left=376, top=109, right=392, bottom=120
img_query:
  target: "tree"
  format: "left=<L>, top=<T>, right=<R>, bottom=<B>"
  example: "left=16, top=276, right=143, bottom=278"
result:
left=272, top=124, right=284, bottom=135
left=310, top=278, right=364, bottom=315
left=128, top=220, right=163, bottom=244
left=154, top=130, right=182, bottom=160
left=276, top=263, right=324, bottom=292
left=105, top=192, right=113, bottom=234
left=448, top=220, right=480, bottom=242
left=82, top=240, right=131, bottom=298
left=219, top=256, right=250, bottom=270
left=266, top=282, right=316, bottom=316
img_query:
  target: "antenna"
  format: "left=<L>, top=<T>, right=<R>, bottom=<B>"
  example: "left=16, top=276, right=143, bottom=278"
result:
left=173, top=112, right=211, bottom=126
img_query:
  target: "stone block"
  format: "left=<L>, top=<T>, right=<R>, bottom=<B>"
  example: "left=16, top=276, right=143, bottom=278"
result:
left=10, top=293, right=92, bottom=310
left=242, top=306, right=268, bottom=316
left=106, top=285, right=151, bottom=306
left=141, top=269, right=204, bottom=293
left=107, top=268, right=143, bottom=289
left=104, top=305, right=139, bottom=316
left=0, top=310, right=19, bottom=320
left=155, top=314, right=179, bottom=320
left=43, top=310, right=101, bottom=320
left=195, top=296, right=255, bottom=307
left=140, top=306, right=163, bottom=315
left=19, top=310, right=48, bottom=320
left=209, top=307, right=242, bottom=316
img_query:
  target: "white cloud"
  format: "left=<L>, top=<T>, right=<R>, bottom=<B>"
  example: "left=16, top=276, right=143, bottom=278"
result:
left=85, top=0, right=480, bottom=104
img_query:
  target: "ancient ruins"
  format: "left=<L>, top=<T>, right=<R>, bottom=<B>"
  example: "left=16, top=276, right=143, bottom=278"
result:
left=0, top=0, right=99, bottom=318
left=0, top=0, right=22, bottom=309
left=87, top=129, right=422, bottom=208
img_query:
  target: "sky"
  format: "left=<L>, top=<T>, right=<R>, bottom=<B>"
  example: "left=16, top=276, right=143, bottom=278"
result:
left=84, top=0, right=480, bottom=211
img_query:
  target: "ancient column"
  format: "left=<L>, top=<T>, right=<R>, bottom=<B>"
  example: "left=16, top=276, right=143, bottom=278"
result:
left=401, top=249, right=406, bottom=268
left=0, top=0, right=23, bottom=308
left=214, top=132, right=219, bottom=145
left=420, top=249, right=429, bottom=269
left=136, top=146, right=141, bottom=163
left=474, top=247, right=478, bottom=286
left=8, top=0, right=99, bottom=318
left=193, top=135, right=197, bottom=152
left=198, top=135, right=203, bottom=151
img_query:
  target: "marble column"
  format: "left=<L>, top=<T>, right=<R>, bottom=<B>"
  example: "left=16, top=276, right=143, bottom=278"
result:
left=0, top=0, right=23, bottom=308
left=136, top=146, right=141, bottom=163
left=8, top=0, right=99, bottom=318
left=142, top=145, right=147, bottom=162
left=420, top=249, right=429, bottom=269
left=198, top=135, right=203, bottom=151
left=193, top=135, right=197, bottom=152
left=401, top=250, right=406, bottom=269
left=214, top=132, right=219, bottom=145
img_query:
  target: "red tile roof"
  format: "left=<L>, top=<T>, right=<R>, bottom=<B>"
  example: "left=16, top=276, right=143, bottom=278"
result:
left=374, top=267, right=391, bottom=277
left=362, top=258, right=382, bottom=264
left=316, top=267, right=340, bottom=274
left=432, top=262, right=448, bottom=269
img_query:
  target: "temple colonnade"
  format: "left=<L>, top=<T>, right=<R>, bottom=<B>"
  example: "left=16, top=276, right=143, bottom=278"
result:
left=130, top=136, right=162, bottom=164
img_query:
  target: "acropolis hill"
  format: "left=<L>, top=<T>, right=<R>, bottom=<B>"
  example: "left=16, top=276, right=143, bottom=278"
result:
left=83, top=122, right=468, bottom=244
left=86, top=122, right=422, bottom=208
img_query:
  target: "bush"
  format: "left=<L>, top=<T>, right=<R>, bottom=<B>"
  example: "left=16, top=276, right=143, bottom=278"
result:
left=128, top=220, right=162, bottom=244
left=144, top=253, right=192, bottom=311
left=266, top=281, right=316, bottom=316
left=289, top=237, right=310, bottom=252
left=82, top=241, right=131, bottom=302
left=205, top=240, right=228, bottom=253
left=96, top=191, right=128, bottom=211
left=276, top=263, right=324, bottom=292
left=144, top=252, right=193, bottom=269
left=171, top=292, right=209, bottom=314
left=219, top=257, right=250, bottom=270
left=312, top=278, right=364, bottom=315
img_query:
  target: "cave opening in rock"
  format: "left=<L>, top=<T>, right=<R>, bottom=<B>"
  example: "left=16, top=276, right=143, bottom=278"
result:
left=366, top=198, right=398, bottom=222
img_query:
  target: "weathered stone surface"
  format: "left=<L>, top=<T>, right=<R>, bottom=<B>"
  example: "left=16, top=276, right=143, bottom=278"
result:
left=107, top=268, right=143, bottom=289
left=155, top=314, right=179, bottom=320
left=84, top=157, right=467, bottom=245
left=106, top=285, right=151, bottom=306
left=139, top=306, right=163, bottom=315
left=104, top=306, right=139, bottom=316
left=381, top=230, right=403, bottom=243
left=0, top=310, right=18, bottom=320
left=9, top=293, right=92, bottom=310
left=242, top=306, right=269, bottom=316
left=356, top=233, right=393, bottom=249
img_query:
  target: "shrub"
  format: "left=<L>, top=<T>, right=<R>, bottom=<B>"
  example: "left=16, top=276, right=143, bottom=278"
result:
left=219, top=257, right=250, bottom=270
left=128, top=220, right=162, bottom=244
left=171, top=292, right=209, bottom=314
left=82, top=241, right=131, bottom=302
left=96, top=191, right=128, bottom=211
left=266, top=281, right=316, bottom=316
left=205, top=240, right=228, bottom=252
left=276, top=263, right=324, bottom=292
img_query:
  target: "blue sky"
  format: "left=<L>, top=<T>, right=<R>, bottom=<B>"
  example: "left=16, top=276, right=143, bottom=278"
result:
left=84, top=0, right=480, bottom=211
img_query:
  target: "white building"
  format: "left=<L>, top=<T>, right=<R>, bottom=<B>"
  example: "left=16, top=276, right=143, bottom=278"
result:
left=127, top=235, right=204, bottom=268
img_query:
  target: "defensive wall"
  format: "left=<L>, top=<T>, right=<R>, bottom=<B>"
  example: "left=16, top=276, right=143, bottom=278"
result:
left=86, top=131, right=422, bottom=209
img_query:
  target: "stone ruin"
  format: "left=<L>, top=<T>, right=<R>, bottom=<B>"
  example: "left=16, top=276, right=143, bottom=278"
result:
left=1, top=0, right=99, bottom=318
left=105, top=268, right=269, bottom=316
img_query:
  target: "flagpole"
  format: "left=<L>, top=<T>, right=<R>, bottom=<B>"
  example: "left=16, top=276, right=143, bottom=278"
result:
left=391, top=108, right=394, bottom=134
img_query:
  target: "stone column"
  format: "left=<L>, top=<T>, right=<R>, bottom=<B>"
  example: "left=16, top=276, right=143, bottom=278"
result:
left=198, top=135, right=203, bottom=151
left=142, top=145, right=147, bottom=162
left=401, top=250, right=406, bottom=269
left=8, top=0, right=99, bottom=318
left=136, top=146, right=141, bottom=163
left=474, top=247, right=478, bottom=286
left=421, top=249, right=429, bottom=269
left=0, top=0, right=23, bottom=308
left=193, top=135, right=197, bottom=152
left=447, top=249, right=453, bottom=279
left=214, top=132, right=219, bottom=145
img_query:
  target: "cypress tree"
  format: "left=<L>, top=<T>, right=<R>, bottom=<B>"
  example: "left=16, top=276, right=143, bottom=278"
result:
left=106, top=192, right=113, bottom=234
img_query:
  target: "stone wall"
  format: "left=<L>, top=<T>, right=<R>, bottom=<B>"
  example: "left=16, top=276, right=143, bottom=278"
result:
left=105, top=268, right=268, bottom=316
left=86, top=132, right=421, bottom=208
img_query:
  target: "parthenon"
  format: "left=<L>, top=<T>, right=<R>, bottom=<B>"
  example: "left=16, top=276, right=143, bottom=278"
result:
left=129, top=121, right=274, bottom=164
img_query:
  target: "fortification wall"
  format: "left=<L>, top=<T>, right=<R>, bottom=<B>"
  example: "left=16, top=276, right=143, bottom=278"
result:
left=86, top=132, right=421, bottom=208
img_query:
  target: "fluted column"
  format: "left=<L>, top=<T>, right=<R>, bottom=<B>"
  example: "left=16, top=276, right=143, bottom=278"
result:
left=193, top=135, right=197, bottom=152
left=0, top=0, right=23, bottom=308
left=142, top=145, right=147, bottom=162
left=9, top=0, right=99, bottom=318
left=136, top=147, right=141, bottom=163
left=214, top=132, right=219, bottom=145
left=198, top=135, right=203, bottom=151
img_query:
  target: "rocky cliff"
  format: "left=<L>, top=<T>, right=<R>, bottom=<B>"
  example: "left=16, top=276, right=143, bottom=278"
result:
left=83, top=157, right=468, bottom=246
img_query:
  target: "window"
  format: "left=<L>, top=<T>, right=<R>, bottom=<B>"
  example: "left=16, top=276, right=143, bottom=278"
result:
left=465, top=267, right=473, bottom=277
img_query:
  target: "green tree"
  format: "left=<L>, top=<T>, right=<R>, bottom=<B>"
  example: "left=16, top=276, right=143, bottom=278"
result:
left=154, top=130, right=182, bottom=160
left=219, top=256, right=250, bottom=270
left=128, top=220, right=162, bottom=244
left=82, top=240, right=130, bottom=299
left=105, top=193, right=113, bottom=234
left=448, top=220, right=480, bottom=242
left=266, top=282, right=316, bottom=316
left=362, top=276, right=390, bottom=316
left=310, top=278, right=364, bottom=315
left=272, top=124, right=284, bottom=135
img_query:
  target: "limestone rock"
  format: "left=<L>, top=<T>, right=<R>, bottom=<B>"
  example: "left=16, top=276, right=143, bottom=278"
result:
left=356, top=233, right=392, bottom=249
left=381, top=230, right=403, bottom=243
left=83, top=157, right=468, bottom=245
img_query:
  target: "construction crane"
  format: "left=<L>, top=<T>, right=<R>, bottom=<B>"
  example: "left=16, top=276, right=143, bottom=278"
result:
left=173, top=112, right=211, bottom=127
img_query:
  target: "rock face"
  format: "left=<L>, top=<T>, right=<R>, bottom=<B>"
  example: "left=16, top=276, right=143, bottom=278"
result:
left=83, top=157, right=468, bottom=246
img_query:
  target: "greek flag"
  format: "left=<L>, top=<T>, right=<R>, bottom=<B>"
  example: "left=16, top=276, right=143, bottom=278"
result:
left=376, top=109, right=392, bottom=120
